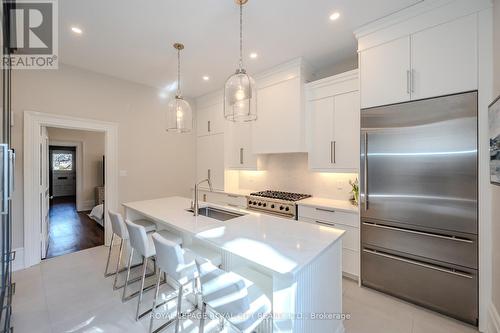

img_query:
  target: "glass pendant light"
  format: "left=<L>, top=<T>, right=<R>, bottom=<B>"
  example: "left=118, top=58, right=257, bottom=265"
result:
left=166, top=43, right=193, bottom=133
left=224, top=0, right=257, bottom=122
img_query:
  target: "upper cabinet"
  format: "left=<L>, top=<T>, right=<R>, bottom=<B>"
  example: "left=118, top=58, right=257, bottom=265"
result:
left=306, top=70, right=359, bottom=172
left=252, top=58, right=313, bottom=154
left=196, top=93, right=225, bottom=137
left=359, top=37, right=411, bottom=108
left=357, top=8, right=481, bottom=109
left=225, top=121, right=266, bottom=170
left=410, top=14, right=477, bottom=101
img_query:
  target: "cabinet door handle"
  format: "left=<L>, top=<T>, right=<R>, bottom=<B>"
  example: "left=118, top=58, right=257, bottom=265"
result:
left=330, top=141, right=334, bottom=164
left=411, top=69, right=415, bottom=93
left=333, top=141, right=336, bottom=164
left=207, top=169, right=211, bottom=180
left=208, top=121, right=211, bottom=133
left=406, top=70, right=411, bottom=94
left=240, top=148, right=244, bottom=165
left=315, top=220, right=335, bottom=227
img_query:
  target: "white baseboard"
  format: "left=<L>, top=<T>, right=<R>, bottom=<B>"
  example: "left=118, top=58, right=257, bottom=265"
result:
left=12, top=247, right=25, bottom=272
left=77, top=200, right=96, bottom=212
left=488, top=303, right=500, bottom=333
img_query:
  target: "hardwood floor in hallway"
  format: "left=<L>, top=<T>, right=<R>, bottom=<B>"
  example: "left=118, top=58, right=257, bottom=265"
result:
left=46, top=196, right=104, bottom=259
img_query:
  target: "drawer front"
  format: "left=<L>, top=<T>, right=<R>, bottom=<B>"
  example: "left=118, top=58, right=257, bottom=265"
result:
left=362, top=222, right=477, bottom=269
left=362, top=249, right=478, bottom=325
left=299, top=205, right=358, bottom=227
left=301, top=217, right=359, bottom=251
left=343, top=249, right=359, bottom=277
left=224, top=194, right=247, bottom=208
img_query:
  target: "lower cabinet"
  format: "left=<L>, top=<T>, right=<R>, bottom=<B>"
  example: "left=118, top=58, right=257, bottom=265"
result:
left=298, top=204, right=360, bottom=279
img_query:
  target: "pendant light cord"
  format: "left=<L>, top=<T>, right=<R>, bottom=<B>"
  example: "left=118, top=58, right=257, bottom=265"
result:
left=239, top=2, right=243, bottom=70
left=177, top=48, right=181, bottom=97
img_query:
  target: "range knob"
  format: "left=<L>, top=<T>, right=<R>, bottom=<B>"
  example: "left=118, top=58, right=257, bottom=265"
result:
left=279, top=206, right=284, bottom=210
left=263, top=203, right=267, bottom=207
left=271, top=204, right=275, bottom=209
left=285, top=207, right=290, bottom=211
left=258, top=202, right=262, bottom=206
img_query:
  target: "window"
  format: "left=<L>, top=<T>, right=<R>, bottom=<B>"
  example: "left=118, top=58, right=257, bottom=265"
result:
left=52, top=153, right=73, bottom=171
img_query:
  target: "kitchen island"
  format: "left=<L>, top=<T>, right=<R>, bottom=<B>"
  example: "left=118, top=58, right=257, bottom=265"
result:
left=123, top=196, right=345, bottom=333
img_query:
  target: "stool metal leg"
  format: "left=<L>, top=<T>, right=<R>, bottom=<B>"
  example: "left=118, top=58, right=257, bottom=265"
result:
left=104, top=233, right=115, bottom=277
left=112, top=239, right=124, bottom=289
left=122, top=248, right=134, bottom=302
left=136, top=257, right=148, bottom=321
left=149, top=269, right=163, bottom=333
left=198, top=302, right=206, bottom=333
left=175, top=285, right=183, bottom=333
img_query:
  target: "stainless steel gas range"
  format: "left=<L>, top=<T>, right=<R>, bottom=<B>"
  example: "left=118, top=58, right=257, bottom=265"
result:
left=246, top=190, right=311, bottom=219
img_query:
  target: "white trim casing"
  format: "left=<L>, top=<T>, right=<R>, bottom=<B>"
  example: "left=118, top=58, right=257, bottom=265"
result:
left=12, top=247, right=24, bottom=272
left=23, top=111, right=118, bottom=268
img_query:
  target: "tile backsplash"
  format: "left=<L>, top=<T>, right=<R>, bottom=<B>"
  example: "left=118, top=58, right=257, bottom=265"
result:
left=236, top=153, right=358, bottom=201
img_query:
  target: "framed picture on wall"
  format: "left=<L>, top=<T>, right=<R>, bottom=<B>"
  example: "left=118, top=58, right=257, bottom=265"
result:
left=489, top=94, right=500, bottom=185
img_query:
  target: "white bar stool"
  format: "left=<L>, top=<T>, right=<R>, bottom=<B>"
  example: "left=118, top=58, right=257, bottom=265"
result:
left=123, top=220, right=183, bottom=319
left=149, top=235, right=224, bottom=333
left=105, top=211, right=157, bottom=290
left=196, top=259, right=272, bottom=333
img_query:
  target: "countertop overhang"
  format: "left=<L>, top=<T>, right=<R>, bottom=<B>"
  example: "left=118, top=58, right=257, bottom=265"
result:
left=122, top=196, right=345, bottom=277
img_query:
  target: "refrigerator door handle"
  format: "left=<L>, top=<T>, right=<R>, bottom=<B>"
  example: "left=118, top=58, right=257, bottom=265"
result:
left=364, top=132, right=369, bottom=210
left=8, top=149, right=14, bottom=199
left=1, top=144, right=8, bottom=214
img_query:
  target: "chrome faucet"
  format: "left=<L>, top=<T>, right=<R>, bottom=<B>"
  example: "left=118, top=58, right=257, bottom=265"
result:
left=193, top=178, right=213, bottom=216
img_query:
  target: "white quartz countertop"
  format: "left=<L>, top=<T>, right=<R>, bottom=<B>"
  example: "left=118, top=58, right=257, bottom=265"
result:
left=123, top=196, right=344, bottom=277
left=298, top=197, right=359, bottom=213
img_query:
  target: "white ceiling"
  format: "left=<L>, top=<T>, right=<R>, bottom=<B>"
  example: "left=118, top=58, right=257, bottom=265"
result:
left=59, top=0, right=422, bottom=98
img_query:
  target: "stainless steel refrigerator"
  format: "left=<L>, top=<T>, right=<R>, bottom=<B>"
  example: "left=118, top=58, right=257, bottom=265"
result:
left=360, top=91, right=478, bottom=325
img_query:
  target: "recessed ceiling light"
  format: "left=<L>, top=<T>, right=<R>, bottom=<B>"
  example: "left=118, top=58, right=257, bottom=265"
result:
left=202, top=76, right=210, bottom=81
left=249, top=52, right=258, bottom=59
left=329, top=12, right=340, bottom=21
left=71, top=26, right=83, bottom=34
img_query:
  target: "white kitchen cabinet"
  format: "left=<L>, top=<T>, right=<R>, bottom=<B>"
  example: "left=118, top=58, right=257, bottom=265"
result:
left=411, top=14, right=477, bottom=100
left=198, top=189, right=247, bottom=209
left=306, top=70, right=359, bottom=172
left=298, top=204, right=360, bottom=279
left=196, top=133, right=224, bottom=191
left=251, top=58, right=312, bottom=154
left=225, top=121, right=265, bottom=170
left=358, top=12, right=479, bottom=109
left=196, top=102, right=224, bottom=137
left=360, top=36, right=411, bottom=109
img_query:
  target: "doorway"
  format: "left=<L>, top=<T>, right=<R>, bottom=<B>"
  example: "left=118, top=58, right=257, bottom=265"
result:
left=42, top=129, right=106, bottom=259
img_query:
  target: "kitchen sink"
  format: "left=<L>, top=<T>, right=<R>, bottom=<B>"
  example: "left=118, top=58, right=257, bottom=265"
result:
left=186, top=207, right=246, bottom=221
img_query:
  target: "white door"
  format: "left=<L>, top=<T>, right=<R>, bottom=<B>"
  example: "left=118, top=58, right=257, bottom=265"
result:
left=40, top=127, right=49, bottom=259
left=411, top=14, right=477, bottom=100
left=308, top=97, right=334, bottom=170
left=333, top=91, right=360, bottom=170
left=360, top=36, right=411, bottom=108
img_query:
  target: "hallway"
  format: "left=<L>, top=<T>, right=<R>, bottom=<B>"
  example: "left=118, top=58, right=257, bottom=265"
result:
left=46, top=196, right=104, bottom=259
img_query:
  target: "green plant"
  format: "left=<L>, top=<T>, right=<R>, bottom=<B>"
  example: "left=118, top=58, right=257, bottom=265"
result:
left=349, top=178, right=359, bottom=205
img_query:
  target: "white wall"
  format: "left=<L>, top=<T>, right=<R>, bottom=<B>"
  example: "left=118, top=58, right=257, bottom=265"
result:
left=11, top=64, right=196, bottom=249
left=492, top=0, right=500, bottom=322
left=47, top=127, right=105, bottom=209
left=237, top=153, right=357, bottom=201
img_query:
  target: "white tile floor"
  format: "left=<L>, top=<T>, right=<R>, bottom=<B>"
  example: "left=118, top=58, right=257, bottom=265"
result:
left=13, top=246, right=479, bottom=333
